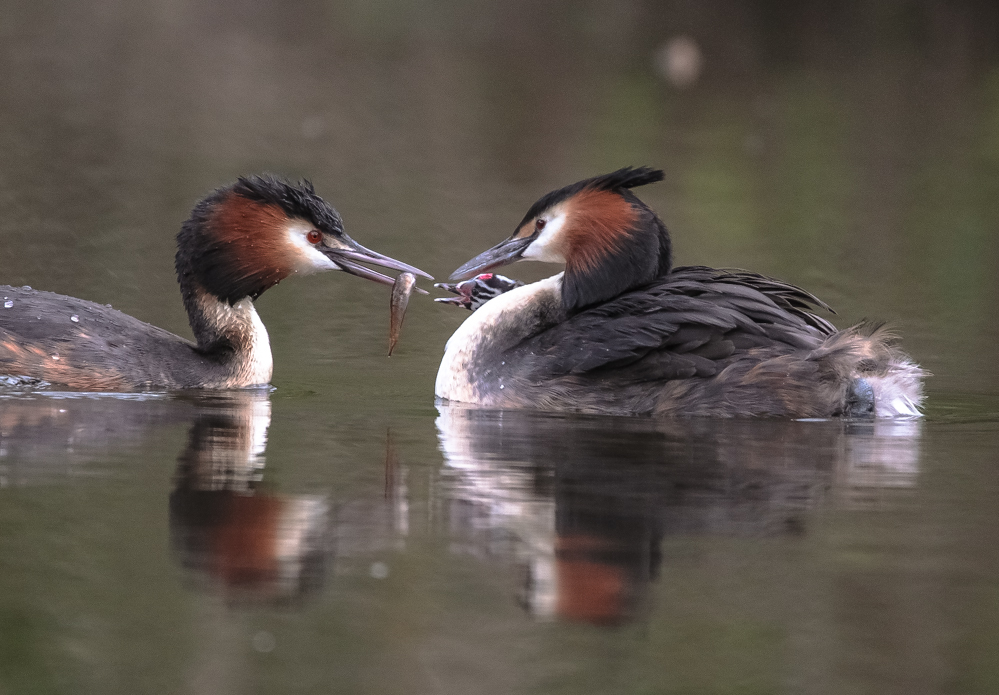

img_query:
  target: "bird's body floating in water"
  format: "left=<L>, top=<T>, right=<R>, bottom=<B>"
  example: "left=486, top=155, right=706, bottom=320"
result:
left=436, top=167, right=924, bottom=418
left=0, top=175, right=430, bottom=391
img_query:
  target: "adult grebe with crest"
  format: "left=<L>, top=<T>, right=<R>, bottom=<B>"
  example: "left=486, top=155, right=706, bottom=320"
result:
left=436, top=167, right=924, bottom=418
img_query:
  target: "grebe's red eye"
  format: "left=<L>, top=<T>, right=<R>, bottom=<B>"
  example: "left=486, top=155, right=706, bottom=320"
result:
left=535, top=218, right=546, bottom=232
left=306, top=230, right=322, bottom=244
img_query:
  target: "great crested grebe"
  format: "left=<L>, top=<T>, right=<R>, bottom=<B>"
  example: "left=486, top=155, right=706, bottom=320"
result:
left=0, top=175, right=430, bottom=391
left=436, top=167, right=925, bottom=418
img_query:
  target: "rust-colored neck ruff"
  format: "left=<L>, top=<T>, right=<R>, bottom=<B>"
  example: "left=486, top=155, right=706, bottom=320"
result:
left=560, top=189, right=663, bottom=313
left=199, top=195, right=296, bottom=303
left=210, top=194, right=288, bottom=243
left=563, top=188, right=639, bottom=274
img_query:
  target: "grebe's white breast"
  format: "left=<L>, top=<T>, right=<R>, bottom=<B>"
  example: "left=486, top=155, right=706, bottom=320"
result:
left=436, top=273, right=563, bottom=404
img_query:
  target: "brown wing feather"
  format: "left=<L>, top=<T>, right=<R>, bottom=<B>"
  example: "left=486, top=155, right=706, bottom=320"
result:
left=1, top=285, right=201, bottom=390
left=505, top=267, right=833, bottom=382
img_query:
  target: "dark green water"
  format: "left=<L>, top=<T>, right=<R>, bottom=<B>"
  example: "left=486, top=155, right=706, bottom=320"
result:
left=2, top=2, right=999, bottom=693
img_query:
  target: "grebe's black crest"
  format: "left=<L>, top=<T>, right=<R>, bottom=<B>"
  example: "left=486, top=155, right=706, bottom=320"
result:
left=231, top=175, right=346, bottom=238
left=515, top=166, right=665, bottom=230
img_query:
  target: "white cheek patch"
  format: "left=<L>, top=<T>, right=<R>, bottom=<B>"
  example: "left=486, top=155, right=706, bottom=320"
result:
left=521, top=212, right=567, bottom=264
left=285, top=222, right=340, bottom=274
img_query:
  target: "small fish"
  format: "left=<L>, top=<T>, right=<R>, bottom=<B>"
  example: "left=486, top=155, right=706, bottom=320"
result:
left=389, top=272, right=417, bottom=356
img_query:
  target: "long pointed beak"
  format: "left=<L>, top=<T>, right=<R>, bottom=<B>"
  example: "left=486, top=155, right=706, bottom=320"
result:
left=449, top=236, right=533, bottom=281
left=322, top=237, right=432, bottom=293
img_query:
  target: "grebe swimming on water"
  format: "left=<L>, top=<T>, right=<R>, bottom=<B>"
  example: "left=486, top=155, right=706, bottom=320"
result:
left=0, top=175, right=429, bottom=391
left=436, top=167, right=924, bottom=418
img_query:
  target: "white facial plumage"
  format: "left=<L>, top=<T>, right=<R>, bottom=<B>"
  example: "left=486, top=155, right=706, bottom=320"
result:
left=521, top=209, right=568, bottom=264
left=285, top=221, right=340, bottom=274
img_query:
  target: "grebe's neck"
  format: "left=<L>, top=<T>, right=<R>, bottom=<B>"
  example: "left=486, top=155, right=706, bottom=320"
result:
left=174, top=201, right=281, bottom=387
left=179, top=280, right=274, bottom=387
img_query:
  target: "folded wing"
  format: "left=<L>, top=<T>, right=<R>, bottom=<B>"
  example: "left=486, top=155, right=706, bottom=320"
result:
left=506, top=266, right=836, bottom=381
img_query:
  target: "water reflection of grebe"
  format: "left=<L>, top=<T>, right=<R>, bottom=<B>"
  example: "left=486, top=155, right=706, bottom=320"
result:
left=436, top=406, right=921, bottom=625
left=168, top=391, right=330, bottom=603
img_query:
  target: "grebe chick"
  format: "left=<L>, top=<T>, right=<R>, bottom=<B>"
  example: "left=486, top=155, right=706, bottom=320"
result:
left=436, top=167, right=924, bottom=418
left=434, top=273, right=524, bottom=311
left=1, top=175, right=430, bottom=391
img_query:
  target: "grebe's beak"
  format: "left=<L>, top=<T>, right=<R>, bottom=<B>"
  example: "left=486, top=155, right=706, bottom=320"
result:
left=449, top=235, right=533, bottom=281
left=322, top=235, right=432, bottom=293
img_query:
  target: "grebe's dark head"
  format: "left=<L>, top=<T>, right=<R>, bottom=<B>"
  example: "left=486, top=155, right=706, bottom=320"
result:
left=176, top=175, right=430, bottom=305
left=449, top=167, right=670, bottom=313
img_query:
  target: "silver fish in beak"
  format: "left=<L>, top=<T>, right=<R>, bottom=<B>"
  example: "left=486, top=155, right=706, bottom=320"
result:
left=389, top=272, right=417, bottom=356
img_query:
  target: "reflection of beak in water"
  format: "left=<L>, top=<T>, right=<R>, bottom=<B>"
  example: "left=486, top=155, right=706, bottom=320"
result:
left=169, top=390, right=329, bottom=602
left=435, top=406, right=923, bottom=626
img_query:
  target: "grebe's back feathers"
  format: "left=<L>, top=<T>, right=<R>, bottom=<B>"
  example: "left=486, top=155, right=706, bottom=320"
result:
left=507, top=266, right=834, bottom=380
left=0, top=285, right=200, bottom=390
